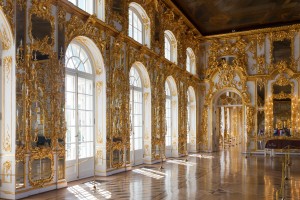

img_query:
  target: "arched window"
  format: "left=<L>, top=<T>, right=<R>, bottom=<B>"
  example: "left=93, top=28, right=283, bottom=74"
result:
left=65, top=42, right=94, bottom=180
left=68, top=0, right=94, bottom=14
left=187, top=86, right=196, bottom=153
left=130, top=67, right=143, bottom=165
left=128, top=3, right=151, bottom=47
left=165, top=81, right=172, bottom=156
left=165, top=76, right=178, bottom=157
left=164, top=30, right=177, bottom=64
left=186, top=48, right=196, bottom=74
left=187, top=91, right=191, bottom=145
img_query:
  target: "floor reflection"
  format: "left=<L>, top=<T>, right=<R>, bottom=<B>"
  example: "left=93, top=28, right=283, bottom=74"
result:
left=23, top=145, right=300, bottom=200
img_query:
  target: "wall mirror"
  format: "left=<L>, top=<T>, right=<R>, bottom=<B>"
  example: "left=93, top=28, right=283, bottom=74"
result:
left=29, top=1, right=54, bottom=55
left=272, top=80, right=292, bottom=136
left=112, top=149, right=124, bottom=168
left=31, top=14, right=52, bottom=42
left=272, top=39, right=291, bottom=64
left=29, top=156, right=53, bottom=186
left=257, top=111, right=265, bottom=136
left=15, top=161, right=25, bottom=189
left=31, top=89, right=49, bottom=148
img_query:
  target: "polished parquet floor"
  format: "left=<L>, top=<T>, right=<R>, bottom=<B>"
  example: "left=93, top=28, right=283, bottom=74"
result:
left=22, top=147, right=300, bottom=200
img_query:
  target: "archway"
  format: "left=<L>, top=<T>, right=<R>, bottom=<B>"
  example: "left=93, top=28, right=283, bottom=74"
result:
left=211, top=89, right=245, bottom=152
left=64, top=36, right=106, bottom=181
left=129, top=62, right=151, bottom=165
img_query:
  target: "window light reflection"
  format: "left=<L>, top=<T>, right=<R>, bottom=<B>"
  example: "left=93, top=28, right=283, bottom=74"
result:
left=189, top=154, right=214, bottom=159
left=133, top=168, right=166, bottom=179
left=67, top=181, right=112, bottom=199
left=167, top=159, right=196, bottom=166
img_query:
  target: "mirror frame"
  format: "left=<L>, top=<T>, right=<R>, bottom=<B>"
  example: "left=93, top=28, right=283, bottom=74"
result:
left=271, top=73, right=294, bottom=134
left=28, top=150, right=54, bottom=187
left=28, top=0, right=54, bottom=55
left=269, top=31, right=296, bottom=70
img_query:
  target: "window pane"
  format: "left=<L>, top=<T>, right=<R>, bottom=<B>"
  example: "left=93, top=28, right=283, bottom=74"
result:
left=78, top=94, right=86, bottom=110
left=86, top=95, right=93, bottom=110
left=66, top=143, right=76, bottom=160
left=86, top=80, right=93, bottom=95
left=66, top=75, right=75, bottom=92
left=66, top=109, right=76, bottom=126
left=66, top=127, right=76, bottom=143
left=85, top=111, right=93, bottom=126
left=78, top=77, right=86, bottom=94
left=78, top=110, right=86, bottom=126
left=66, top=92, right=75, bottom=109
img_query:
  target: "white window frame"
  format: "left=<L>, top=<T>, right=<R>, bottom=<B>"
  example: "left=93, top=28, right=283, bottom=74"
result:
left=65, top=43, right=95, bottom=161
left=128, top=2, right=151, bottom=47
left=68, top=0, right=94, bottom=15
left=129, top=67, right=144, bottom=165
left=165, top=82, right=172, bottom=147
left=128, top=8, right=144, bottom=45
left=164, top=30, right=177, bottom=64
left=186, top=47, right=196, bottom=74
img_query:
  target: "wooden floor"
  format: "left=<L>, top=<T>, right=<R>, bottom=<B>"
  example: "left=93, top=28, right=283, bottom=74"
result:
left=21, top=147, right=300, bottom=200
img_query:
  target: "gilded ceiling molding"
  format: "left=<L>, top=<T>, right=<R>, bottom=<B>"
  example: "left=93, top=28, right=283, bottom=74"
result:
left=204, top=23, right=300, bottom=40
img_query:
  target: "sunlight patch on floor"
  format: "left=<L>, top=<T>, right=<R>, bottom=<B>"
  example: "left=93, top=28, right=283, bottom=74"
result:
left=189, top=154, right=214, bottom=159
left=167, top=159, right=196, bottom=166
left=67, top=181, right=112, bottom=199
left=133, top=168, right=166, bottom=179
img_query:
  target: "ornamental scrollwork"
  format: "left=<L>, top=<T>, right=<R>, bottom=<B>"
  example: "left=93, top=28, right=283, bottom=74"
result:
left=0, top=27, right=12, bottom=50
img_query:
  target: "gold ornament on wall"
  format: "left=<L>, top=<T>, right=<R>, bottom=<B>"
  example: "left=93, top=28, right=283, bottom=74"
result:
left=0, top=27, right=12, bottom=50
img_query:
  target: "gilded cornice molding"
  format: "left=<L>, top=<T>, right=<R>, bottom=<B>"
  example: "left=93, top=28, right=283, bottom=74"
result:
left=203, top=23, right=300, bottom=40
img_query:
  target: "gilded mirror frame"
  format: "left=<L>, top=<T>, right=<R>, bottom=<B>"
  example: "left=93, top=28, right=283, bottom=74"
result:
left=269, top=30, right=296, bottom=70
left=270, top=74, right=294, bottom=135
left=28, top=0, right=55, bottom=55
left=28, top=150, right=54, bottom=187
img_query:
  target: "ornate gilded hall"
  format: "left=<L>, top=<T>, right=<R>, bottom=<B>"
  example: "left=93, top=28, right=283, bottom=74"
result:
left=0, top=0, right=300, bottom=199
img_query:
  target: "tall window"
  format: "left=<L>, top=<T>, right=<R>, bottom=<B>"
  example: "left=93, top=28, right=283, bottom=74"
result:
left=65, top=43, right=94, bottom=161
left=165, top=82, right=172, bottom=147
left=130, top=68, right=143, bottom=151
left=129, top=9, right=143, bottom=44
left=165, top=36, right=171, bottom=61
left=186, top=48, right=196, bottom=74
left=164, top=30, right=177, bottom=64
left=187, top=91, right=190, bottom=144
left=68, top=0, right=94, bottom=14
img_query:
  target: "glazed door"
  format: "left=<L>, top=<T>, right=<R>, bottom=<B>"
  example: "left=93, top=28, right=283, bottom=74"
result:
left=65, top=73, right=94, bottom=182
left=130, top=87, right=144, bottom=166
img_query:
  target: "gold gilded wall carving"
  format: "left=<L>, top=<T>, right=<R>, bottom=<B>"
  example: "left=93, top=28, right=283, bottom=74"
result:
left=3, top=56, right=11, bottom=82
left=246, top=106, right=255, bottom=137
left=3, top=125, right=11, bottom=152
left=0, top=27, right=12, bottom=50
left=14, top=0, right=200, bottom=178
left=1, top=0, right=14, bottom=33
left=2, top=161, right=12, bottom=183
left=269, top=30, right=297, bottom=71
left=15, top=0, right=66, bottom=188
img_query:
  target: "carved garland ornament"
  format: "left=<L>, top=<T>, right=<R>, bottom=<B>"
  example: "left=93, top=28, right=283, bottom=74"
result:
left=3, top=56, right=12, bottom=82
left=3, top=124, right=11, bottom=152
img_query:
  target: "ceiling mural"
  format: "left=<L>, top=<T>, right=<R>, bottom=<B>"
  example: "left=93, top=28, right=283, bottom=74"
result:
left=171, top=0, right=300, bottom=35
